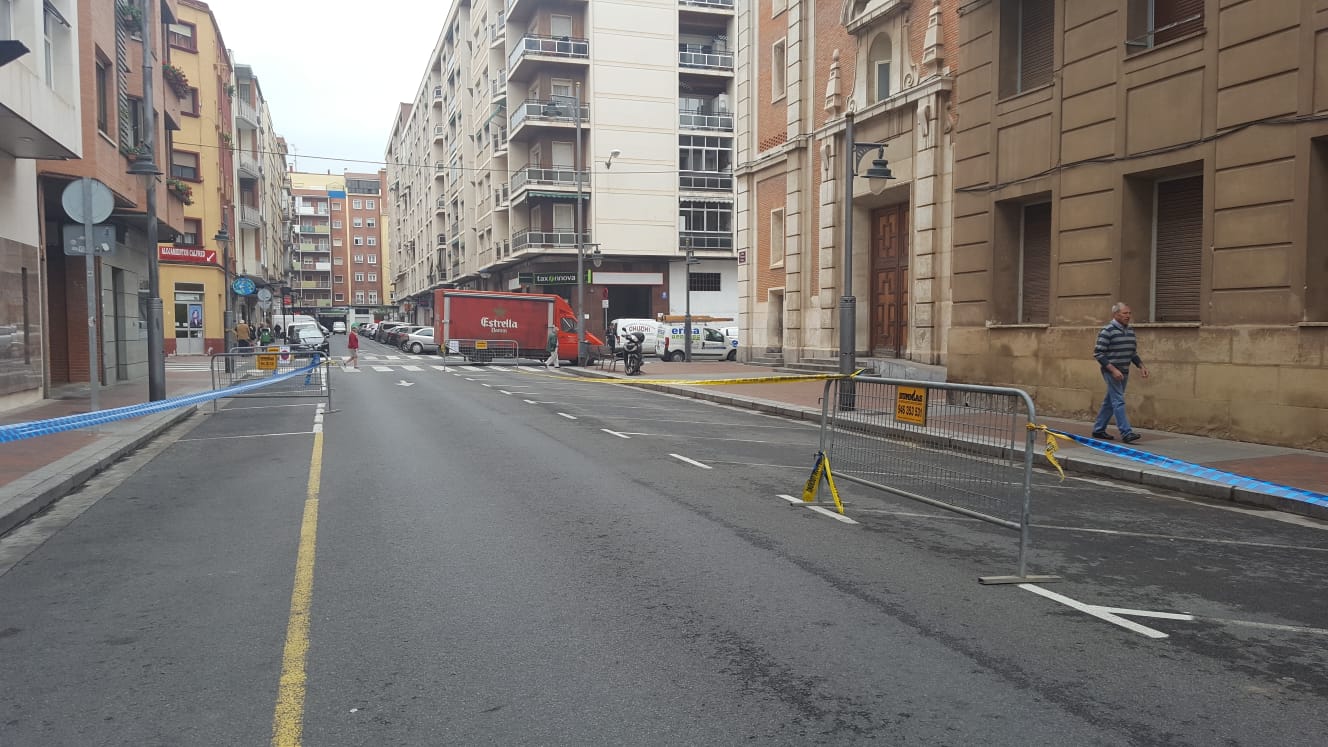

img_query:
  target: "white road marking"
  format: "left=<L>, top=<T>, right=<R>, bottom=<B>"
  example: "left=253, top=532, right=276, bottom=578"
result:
left=223, top=403, right=320, bottom=411
left=669, top=453, right=712, bottom=470
left=558, top=412, right=577, bottom=420
left=372, top=366, right=392, bottom=372
left=777, top=494, right=803, bottom=504
left=313, top=403, right=325, bottom=434
left=1093, top=606, right=1195, bottom=621
left=1019, top=584, right=1169, bottom=639
left=341, top=367, right=361, bottom=373
left=602, top=429, right=631, bottom=439
left=523, top=399, right=555, bottom=404
left=808, top=505, right=860, bottom=524
left=499, top=389, right=533, bottom=395
left=431, top=366, right=449, bottom=371
left=482, top=383, right=492, bottom=387
left=402, top=365, right=423, bottom=371
left=386, top=355, right=401, bottom=359
left=1032, top=523, right=1328, bottom=554
left=395, top=380, right=415, bottom=387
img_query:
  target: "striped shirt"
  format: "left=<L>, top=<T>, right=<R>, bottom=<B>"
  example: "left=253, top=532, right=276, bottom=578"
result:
left=1094, top=319, right=1142, bottom=372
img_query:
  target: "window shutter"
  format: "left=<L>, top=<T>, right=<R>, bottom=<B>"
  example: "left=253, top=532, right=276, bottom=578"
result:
left=1020, top=0, right=1054, bottom=91
left=1155, top=0, right=1204, bottom=45
left=1154, top=176, right=1203, bottom=322
left=1020, top=202, right=1052, bottom=324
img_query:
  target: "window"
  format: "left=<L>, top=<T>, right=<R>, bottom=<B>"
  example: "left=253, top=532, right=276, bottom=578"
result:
left=0, top=0, right=11, bottom=41
left=1018, top=203, right=1052, bottom=324
left=368, top=273, right=377, bottom=282
left=127, top=98, right=144, bottom=148
left=366, top=218, right=376, bottom=228
left=550, top=14, right=572, bottom=38
left=184, top=88, right=199, bottom=116
left=353, top=254, right=364, bottom=263
left=770, top=208, right=785, bottom=266
left=771, top=39, right=787, bottom=100
left=1153, top=175, right=1203, bottom=322
left=1127, top=0, right=1203, bottom=51
left=167, top=21, right=196, bottom=52
left=43, top=5, right=55, bottom=86
left=170, top=151, right=200, bottom=180
left=998, top=0, right=1053, bottom=98
left=334, top=275, right=344, bottom=284
left=688, top=272, right=722, bottom=292
left=367, top=254, right=377, bottom=264
left=366, top=200, right=375, bottom=209
left=353, top=236, right=363, bottom=246
left=352, top=218, right=363, bottom=228
left=176, top=219, right=202, bottom=247
left=355, top=291, right=365, bottom=304
left=354, top=272, right=365, bottom=282
left=332, top=220, right=342, bottom=229
left=679, top=201, right=734, bottom=249
left=367, top=237, right=377, bottom=246
left=335, top=293, right=345, bottom=302
left=869, top=34, right=892, bottom=102
left=95, top=59, right=110, bottom=134
left=333, top=238, right=343, bottom=246
left=679, top=135, right=734, bottom=183
left=352, top=199, right=363, bottom=210
left=331, top=202, right=341, bottom=211
left=334, top=257, right=344, bottom=265
left=369, top=292, right=379, bottom=304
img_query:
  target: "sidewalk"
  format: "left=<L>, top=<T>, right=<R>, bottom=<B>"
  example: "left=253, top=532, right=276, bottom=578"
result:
left=0, top=358, right=217, bottom=536
left=572, top=359, right=1328, bottom=521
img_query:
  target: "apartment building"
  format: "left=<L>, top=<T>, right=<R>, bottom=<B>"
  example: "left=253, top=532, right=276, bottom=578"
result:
left=1, top=0, right=80, bottom=408
left=32, top=0, right=190, bottom=390
left=289, top=173, right=338, bottom=317
left=734, top=0, right=957, bottom=371
left=343, top=171, right=386, bottom=312
left=386, top=0, right=739, bottom=340
left=952, top=0, right=1328, bottom=449
left=232, top=61, right=290, bottom=325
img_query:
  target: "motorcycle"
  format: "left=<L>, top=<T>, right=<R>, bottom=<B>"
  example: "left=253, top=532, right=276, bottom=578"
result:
left=622, top=332, right=645, bottom=376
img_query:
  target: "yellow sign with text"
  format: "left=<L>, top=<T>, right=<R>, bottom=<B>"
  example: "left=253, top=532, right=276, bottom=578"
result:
left=895, top=385, right=928, bottom=426
left=256, top=354, right=278, bottom=371
left=475, top=340, right=488, bottom=350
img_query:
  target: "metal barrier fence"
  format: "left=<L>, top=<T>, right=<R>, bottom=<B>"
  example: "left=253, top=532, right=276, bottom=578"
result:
left=444, top=338, right=521, bottom=364
left=817, top=375, right=1055, bottom=583
left=210, top=349, right=332, bottom=412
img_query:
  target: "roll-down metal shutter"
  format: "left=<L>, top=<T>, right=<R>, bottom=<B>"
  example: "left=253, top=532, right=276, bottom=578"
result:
left=1154, top=175, right=1203, bottom=322
left=1021, top=202, right=1052, bottom=324
left=1020, top=0, right=1055, bottom=91
left=1155, top=0, right=1204, bottom=46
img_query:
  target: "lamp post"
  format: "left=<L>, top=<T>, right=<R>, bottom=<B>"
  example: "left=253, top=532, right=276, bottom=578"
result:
left=572, top=82, right=587, bottom=366
left=683, top=242, right=699, bottom=362
left=215, top=220, right=234, bottom=364
left=839, top=108, right=894, bottom=410
left=127, top=0, right=165, bottom=401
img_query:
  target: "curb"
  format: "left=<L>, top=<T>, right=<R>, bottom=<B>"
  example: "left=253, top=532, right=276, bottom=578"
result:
left=0, top=405, right=198, bottom=537
left=568, top=368, right=1328, bottom=521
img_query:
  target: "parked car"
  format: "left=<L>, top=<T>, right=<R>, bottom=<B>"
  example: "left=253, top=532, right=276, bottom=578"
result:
left=390, top=325, right=425, bottom=348
left=375, top=321, right=408, bottom=343
left=287, top=323, right=329, bottom=354
left=332, top=321, right=347, bottom=334
left=401, top=327, right=438, bottom=355
left=361, top=322, right=378, bottom=338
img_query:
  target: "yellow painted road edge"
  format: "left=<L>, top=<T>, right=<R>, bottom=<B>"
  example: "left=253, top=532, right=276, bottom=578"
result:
left=271, top=430, right=323, bottom=747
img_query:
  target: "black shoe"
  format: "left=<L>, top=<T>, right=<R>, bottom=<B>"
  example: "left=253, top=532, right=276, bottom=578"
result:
left=1091, top=431, right=1114, bottom=440
left=1122, top=432, right=1141, bottom=444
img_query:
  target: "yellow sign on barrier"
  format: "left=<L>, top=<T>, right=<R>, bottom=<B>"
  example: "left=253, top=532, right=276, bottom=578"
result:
left=895, top=385, right=929, bottom=426
left=475, top=340, right=488, bottom=350
left=256, top=354, right=278, bottom=371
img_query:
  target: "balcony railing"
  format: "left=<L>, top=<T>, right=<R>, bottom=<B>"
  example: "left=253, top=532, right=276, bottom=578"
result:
left=679, top=0, right=734, bottom=8
left=679, top=45, right=734, bottom=71
left=434, top=125, right=445, bottom=138
left=297, top=242, right=330, bottom=253
left=299, top=225, right=331, bottom=235
left=679, top=107, right=733, bottom=131
left=511, top=229, right=589, bottom=250
left=509, top=98, right=589, bottom=131
left=511, top=166, right=587, bottom=193
left=508, top=34, right=589, bottom=70
left=491, top=77, right=506, bottom=98
left=235, top=99, right=259, bottom=129
left=679, top=230, right=733, bottom=250
left=297, top=281, right=332, bottom=289
left=238, top=153, right=260, bottom=179
left=679, top=170, right=734, bottom=191
left=239, top=205, right=262, bottom=228
left=494, top=185, right=510, bottom=209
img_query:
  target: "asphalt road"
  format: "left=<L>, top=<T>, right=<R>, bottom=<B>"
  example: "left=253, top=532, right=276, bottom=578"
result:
left=1, top=334, right=1325, bottom=745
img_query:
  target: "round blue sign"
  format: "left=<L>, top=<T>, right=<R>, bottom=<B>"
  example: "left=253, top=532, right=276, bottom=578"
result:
left=232, top=276, right=257, bottom=296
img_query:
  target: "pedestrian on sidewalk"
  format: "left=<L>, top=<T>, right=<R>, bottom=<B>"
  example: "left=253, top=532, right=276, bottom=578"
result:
left=545, top=326, right=560, bottom=368
left=1092, top=301, right=1150, bottom=443
left=234, top=318, right=252, bottom=349
left=346, top=326, right=360, bottom=369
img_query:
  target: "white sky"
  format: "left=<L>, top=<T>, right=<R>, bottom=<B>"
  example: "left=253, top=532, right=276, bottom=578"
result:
left=208, top=0, right=453, bottom=174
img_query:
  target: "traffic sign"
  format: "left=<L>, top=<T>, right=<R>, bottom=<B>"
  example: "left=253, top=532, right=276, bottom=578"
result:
left=61, top=224, right=116, bottom=256
left=232, top=276, right=257, bottom=296
left=256, top=287, right=273, bottom=302
left=279, top=346, right=291, bottom=363
left=256, top=354, right=278, bottom=370
left=61, top=178, right=114, bottom=224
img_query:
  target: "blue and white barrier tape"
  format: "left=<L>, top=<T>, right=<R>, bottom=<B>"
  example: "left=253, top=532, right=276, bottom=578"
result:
left=0, top=360, right=322, bottom=445
left=1052, top=430, right=1327, bottom=507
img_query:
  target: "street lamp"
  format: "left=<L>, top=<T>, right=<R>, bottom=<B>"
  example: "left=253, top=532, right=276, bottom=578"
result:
left=839, top=108, right=895, bottom=410
left=571, top=83, right=595, bottom=365
left=127, top=0, right=165, bottom=401
left=683, top=242, right=699, bottom=362
left=215, top=220, right=234, bottom=360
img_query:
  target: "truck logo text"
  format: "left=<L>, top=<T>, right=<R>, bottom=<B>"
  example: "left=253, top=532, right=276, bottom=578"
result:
left=480, top=316, right=519, bottom=330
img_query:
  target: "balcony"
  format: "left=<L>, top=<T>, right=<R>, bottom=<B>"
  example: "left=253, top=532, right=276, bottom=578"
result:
left=679, top=0, right=734, bottom=9
left=679, top=230, right=733, bottom=250
left=299, top=225, right=331, bottom=235
left=297, top=281, right=332, bottom=289
left=435, top=198, right=446, bottom=214
left=679, top=44, right=734, bottom=72
left=435, top=161, right=447, bottom=179
left=297, top=242, right=330, bottom=253
left=511, top=229, right=589, bottom=250
left=507, top=35, right=589, bottom=81
left=297, top=206, right=326, bottom=216
left=492, top=126, right=509, bottom=155
left=239, top=205, right=262, bottom=229
left=494, top=185, right=510, bottom=211
left=433, top=85, right=443, bottom=101
left=508, top=99, right=588, bottom=140
left=679, top=106, right=733, bottom=131
left=679, top=170, right=734, bottom=191
left=491, top=76, right=506, bottom=101
left=235, top=99, right=259, bottom=130
left=510, top=166, right=588, bottom=204
left=237, top=153, right=260, bottom=180
left=506, top=0, right=584, bottom=23
left=434, top=124, right=446, bottom=141
left=489, top=16, right=506, bottom=47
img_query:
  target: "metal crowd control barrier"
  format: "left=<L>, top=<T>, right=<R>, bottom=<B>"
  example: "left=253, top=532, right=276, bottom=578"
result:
left=210, top=349, right=332, bottom=412
left=817, top=375, right=1058, bottom=584
left=443, top=338, right=521, bottom=364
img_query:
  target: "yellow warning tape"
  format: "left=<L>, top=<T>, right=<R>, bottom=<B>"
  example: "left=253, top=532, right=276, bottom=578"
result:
left=1027, top=423, right=1071, bottom=480
left=801, top=450, right=845, bottom=513
left=519, top=368, right=866, bottom=386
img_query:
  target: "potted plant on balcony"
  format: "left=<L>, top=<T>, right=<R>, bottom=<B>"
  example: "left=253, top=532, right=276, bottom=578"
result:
left=166, top=177, right=194, bottom=205
left=220, top=131, right=233, bottom=149
left=116, top=1, right=143, bottom=33
left=162, top=64, right=191, bottom=100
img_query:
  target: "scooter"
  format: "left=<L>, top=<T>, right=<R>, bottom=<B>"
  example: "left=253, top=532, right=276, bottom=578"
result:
left=622, top=332, right=645, bottom=376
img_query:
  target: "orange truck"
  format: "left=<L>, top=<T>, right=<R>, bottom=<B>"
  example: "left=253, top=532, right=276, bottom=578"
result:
left=433, top=289, right=603, bottom=364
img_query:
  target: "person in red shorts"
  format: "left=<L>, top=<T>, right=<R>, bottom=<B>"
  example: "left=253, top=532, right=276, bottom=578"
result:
left=346, top=326, right=360, bottom=370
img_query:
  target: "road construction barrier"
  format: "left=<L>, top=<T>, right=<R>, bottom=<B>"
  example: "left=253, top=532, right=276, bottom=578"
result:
left=443, top=338, right=520, bottom=364
left=210, top=349, right=332, bottom=413
left=816, top=375, right=1057, bottom=584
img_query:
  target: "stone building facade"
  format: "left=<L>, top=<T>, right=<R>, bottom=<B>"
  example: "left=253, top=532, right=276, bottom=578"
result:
left=952, top=0, right=1328, bottom=449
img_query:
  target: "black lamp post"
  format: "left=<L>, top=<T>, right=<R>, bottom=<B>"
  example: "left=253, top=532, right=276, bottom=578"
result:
left=683, top=243, right=699, bottom=362
left=127, top=0, right=165, bottom=401
left=215, top=221, right=234, bottom=361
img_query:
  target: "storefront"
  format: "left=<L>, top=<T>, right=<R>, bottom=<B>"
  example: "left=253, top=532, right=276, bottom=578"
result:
left=158, top=246, right=226, bottom=355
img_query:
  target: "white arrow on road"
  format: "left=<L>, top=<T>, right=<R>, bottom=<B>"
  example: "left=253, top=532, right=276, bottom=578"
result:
left=396, top=380, right=415, bottom=387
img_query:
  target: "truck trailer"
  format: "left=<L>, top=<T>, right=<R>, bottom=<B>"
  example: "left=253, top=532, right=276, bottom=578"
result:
left=433, top=289, right=603, bottom=364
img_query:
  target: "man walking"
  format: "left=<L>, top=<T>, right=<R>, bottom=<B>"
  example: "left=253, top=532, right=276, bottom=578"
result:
left=544, top=326, right=560, bottom=369
left=346, top=326, right=360, bottom=369
left=1092, top=302, right=1150, bottom=443
left=234, top=318, right=252, bottom=349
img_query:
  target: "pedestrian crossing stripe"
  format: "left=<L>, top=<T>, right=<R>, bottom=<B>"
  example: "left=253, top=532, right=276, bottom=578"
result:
left=372, top=365, right=392, bottom=372
left=402, top=365, right=422, bottom=371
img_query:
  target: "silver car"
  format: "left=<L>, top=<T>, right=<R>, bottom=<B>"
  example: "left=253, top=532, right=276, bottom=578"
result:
left=402, top=327, right=438, bottom=355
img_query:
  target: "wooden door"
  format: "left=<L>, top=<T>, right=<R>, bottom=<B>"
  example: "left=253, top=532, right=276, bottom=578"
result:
left=870, top=204, right=908, bottom=357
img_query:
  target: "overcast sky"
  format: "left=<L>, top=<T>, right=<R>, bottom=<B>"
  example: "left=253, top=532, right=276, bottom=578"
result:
left=208, top=0, right=453, bottom=174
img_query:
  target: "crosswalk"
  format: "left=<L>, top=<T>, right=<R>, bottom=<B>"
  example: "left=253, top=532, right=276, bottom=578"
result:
left=341, top=361, right=561, bottom=375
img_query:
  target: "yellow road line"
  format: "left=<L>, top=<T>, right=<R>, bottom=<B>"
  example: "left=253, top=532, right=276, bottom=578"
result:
left=271, top=429, right=323, bottom=747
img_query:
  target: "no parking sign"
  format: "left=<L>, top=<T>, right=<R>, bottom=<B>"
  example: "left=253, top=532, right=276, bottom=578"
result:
left=279, top=346, right=291, bottom=364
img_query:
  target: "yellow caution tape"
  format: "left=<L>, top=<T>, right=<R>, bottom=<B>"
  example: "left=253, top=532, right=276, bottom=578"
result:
left=800, top=450, right=845, bottom=514
left=822, top=456, right=845, bottom=513
left=1027, top=423, right=1071, bottom=480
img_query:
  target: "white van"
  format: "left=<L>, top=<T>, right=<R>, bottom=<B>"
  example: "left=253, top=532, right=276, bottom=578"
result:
left=608, top=318, right=661, bottom=352
left=655, top=324, right=738, bottom=361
